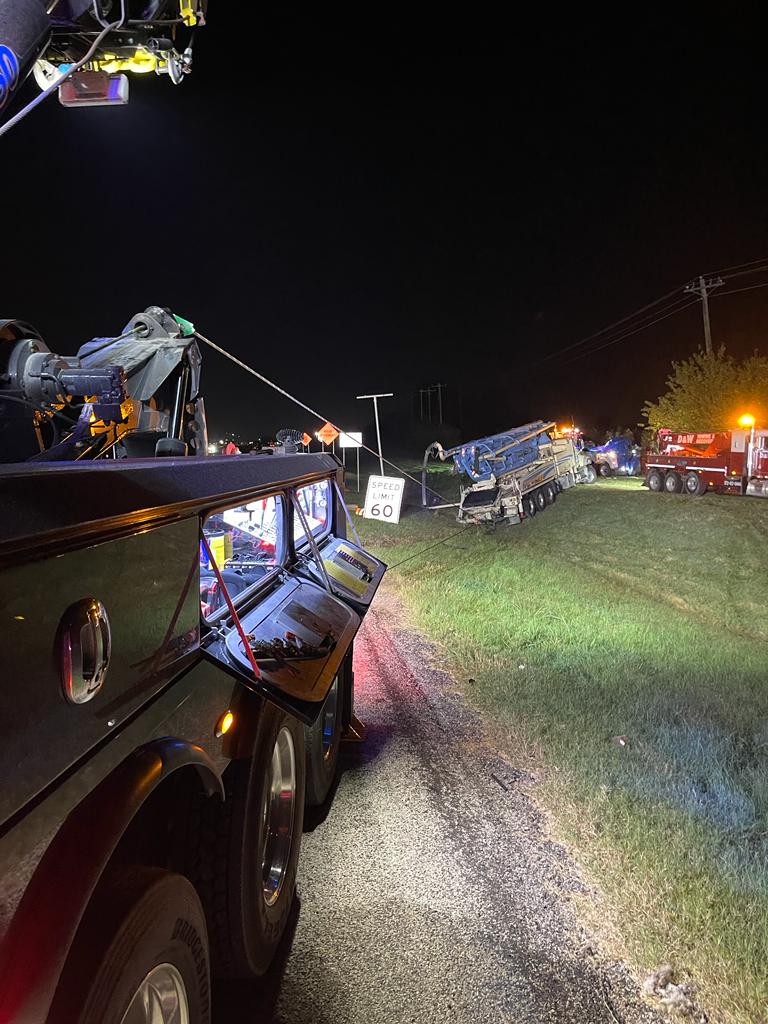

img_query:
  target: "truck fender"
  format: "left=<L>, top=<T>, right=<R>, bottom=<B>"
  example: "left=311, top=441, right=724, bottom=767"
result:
left=0, top=738, right=223, bottom=1024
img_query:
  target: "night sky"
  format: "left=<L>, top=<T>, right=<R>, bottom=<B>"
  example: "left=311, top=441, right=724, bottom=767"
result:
left=4, top=14, right=768, bottom=445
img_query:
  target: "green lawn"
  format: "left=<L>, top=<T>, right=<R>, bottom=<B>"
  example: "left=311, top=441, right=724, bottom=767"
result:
left=354, top=477, right=768, bottom=1024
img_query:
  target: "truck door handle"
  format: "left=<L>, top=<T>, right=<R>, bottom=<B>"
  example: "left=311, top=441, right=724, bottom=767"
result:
left=58, top=598, right=112, bottom=705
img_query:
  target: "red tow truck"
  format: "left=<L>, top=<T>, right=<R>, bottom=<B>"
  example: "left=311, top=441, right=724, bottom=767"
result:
left=643, top=424, right=768, bottom=497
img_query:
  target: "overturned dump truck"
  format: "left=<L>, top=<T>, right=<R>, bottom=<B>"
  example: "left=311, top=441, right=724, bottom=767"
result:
left=0, top=312, right=385, bottom=1023
left=426, top=420, right=597, bottom=524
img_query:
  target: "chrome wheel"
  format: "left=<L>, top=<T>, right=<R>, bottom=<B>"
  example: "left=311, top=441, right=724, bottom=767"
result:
left=262, top=726, right=296, bottom=907
left=322, top=676, right=340, bottom=760
left=120, top=963, right=189, bottom=1024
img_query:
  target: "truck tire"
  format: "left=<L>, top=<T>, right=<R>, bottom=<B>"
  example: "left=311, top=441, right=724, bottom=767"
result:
left=49, top=867, right=211, bottom=1024
left=543, top=482, right=557, bottom=505
left=598, top=462, right=613, bottom=477
left=684, top=471, right=707, bottom=496
left=664, top=471, right=683, bottom=494
left=583, top=463, right=598, bottom=484
left=646, top=468, right=664, bottom=492
left=186, top=703, right=305, bottom=980
left=305, top=669, right=345, bottom=806
left=523, top=494, right=536, bottom=518
left=534, top=487, right=548, bottom=512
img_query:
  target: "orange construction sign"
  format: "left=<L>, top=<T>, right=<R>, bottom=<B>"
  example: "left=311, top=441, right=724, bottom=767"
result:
left=302, top=432, right=312, bottom=446
left=317, top=422, right=340, bottom=445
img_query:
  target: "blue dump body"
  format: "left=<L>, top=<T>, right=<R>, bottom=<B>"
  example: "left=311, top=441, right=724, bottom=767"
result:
left=445, top=421, right=552, bottom=483
left=588, top=436, right=641, bottom=475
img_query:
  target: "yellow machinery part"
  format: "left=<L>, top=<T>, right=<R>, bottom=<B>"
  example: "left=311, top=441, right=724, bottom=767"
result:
left=94, top=49, right=158, bottom=75
left=180, top=3, right=197, bottom=26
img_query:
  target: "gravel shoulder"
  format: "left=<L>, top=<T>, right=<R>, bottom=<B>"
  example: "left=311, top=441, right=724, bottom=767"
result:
left=216, top=587, right=667, bottom=1024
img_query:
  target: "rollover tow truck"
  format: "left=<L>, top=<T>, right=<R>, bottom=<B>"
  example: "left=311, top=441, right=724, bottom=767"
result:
left=0, top=310, right=386, bottom=1024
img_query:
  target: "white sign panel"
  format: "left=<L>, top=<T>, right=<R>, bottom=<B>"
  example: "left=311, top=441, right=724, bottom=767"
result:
left=339, top=430, right=363, bottom=449
left=363, top=475, right=405, bottom=524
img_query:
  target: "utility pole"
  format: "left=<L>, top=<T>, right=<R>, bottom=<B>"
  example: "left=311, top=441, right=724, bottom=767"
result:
left=429, top=383, right=444, bottom=424
left=419, top=388, right=427, bottom=421
left=356, top=393, right=393, bottom=476
left=684, top=275, right=724, bottom=355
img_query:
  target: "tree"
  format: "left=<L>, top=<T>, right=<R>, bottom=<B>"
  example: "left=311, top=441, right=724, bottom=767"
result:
left=642, top=347, right=768, bottom=432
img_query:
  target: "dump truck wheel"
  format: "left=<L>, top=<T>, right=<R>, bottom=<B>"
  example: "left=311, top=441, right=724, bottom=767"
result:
left=50, top=867, right=211, bottom=1024
left=543, top=483, right=556, bottom=505
left=646, top=469, right=664, bottom=492
left=305, top=669, right=345, bottom=806
left=583, top=463, right=598, bottom=484
left=534, top=488, right=548, bottom=512
left=684, top=471, right=707, bottom=496
left=598, top=462, right=613, bottom=477
left=664, top=471, right=683, bottom=494
left=186, top=703, right=305, bottom=980
left=523, top=495, right=536, bottom=517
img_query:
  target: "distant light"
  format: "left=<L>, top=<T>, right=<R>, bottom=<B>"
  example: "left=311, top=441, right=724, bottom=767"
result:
left=215, top=710, right=235, bottom=738
left=738, top=414, right=755, bottom=428
left=207, top=443, right=218, bottom=454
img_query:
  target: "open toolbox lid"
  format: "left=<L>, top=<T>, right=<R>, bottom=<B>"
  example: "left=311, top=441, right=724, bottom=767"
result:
left=298, top=536, right=386, bottom=610
left=201, top=529, right=385, bottom=726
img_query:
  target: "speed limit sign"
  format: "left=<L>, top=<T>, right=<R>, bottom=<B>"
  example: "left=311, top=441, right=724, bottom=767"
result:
left=363, top=475, right=405, bottom=524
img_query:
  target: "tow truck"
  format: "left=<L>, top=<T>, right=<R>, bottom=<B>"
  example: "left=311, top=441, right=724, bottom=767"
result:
left=424, top=420, right=597, bottom=525
left=643, top=424, right=768, bottom=497
left=587, top=435, right=641, bottom=478
left=0, top=305, right=387, bottom=1023
left=0, top=6, right=389, bottom=1016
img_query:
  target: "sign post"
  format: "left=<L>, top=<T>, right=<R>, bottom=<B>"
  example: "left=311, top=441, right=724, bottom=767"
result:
left=339, top=430, right=363, bottom=492
left=356, top=393, right=392, bottom=476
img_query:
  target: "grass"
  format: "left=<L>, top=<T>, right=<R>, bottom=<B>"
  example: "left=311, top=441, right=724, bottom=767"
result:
left=352, top=476, right=768, bottom=1023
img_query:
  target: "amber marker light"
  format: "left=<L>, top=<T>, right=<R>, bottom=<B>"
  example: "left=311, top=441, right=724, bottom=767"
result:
left=215, top=710, right=235, bottom=738
left=738, top=413, right=756, bottom=428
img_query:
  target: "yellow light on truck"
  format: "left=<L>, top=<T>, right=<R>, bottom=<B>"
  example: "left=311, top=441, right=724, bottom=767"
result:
left=215, top=710, right=235, bottom=738
left=738, top=414, right=756, bottom=428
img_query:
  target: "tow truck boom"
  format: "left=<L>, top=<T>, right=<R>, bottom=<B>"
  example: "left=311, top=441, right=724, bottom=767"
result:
left=0, top=305, right=207, bottom=462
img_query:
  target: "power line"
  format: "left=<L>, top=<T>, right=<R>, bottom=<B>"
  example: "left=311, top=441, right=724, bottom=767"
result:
left=537, top=283, right=687, bottom=364
left=531, top=294, right=697, bottom=372
left=555, top=298, right=701, bottom=369
left=537, top=258, right=768, bottom=370
left=719, top=265, right=768, bottom=282
left=713, top=280, right=768, bottom=299
left=555, top=278, right=768, bottom=369
left=708, top=256, right=768, bottom=278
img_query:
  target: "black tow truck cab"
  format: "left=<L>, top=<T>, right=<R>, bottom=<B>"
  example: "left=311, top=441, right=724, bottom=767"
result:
left=0, top=451, right=384, bottom=1024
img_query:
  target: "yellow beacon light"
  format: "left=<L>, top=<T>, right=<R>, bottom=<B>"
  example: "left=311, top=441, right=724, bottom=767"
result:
left=738, top=413, right=756, bottom=428
left=215, top=710, right=235, bottom=739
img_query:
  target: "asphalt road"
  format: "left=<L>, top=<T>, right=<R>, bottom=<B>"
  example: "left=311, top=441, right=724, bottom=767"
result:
left=216, top=591, right=665, bottom=1024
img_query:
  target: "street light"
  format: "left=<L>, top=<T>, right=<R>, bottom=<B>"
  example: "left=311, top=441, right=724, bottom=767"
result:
left=739, top=414, right=757, bottom=478
left=356, top=393, right=393, bottom=475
